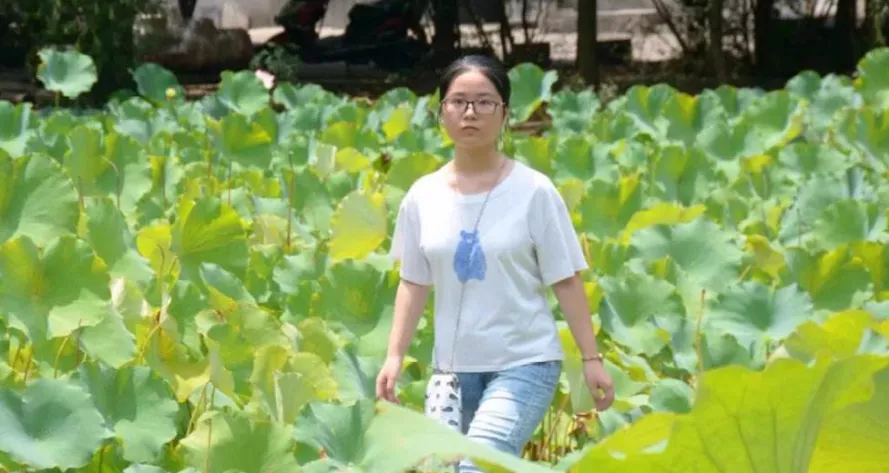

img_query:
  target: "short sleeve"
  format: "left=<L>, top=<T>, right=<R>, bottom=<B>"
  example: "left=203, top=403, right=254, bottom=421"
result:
left=529, top=182, right=589, bottom=286
left=389, top=192, right=433, bottom=285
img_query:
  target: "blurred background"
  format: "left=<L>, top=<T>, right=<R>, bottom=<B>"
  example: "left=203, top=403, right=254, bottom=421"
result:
left=2, top=0, right=888, bottom=103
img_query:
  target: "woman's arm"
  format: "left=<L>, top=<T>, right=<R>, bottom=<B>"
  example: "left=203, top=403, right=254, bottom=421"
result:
left=385, top=279, right=431, bottom=359
left=377, top=278, right=431, bottom=403
left=551, top=272, right=615, bottom=411
left=552, top=273, right=601, bottom=359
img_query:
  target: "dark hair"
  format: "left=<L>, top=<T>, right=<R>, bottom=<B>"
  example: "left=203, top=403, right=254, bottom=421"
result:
left=438, top=55, right=511, bottom=106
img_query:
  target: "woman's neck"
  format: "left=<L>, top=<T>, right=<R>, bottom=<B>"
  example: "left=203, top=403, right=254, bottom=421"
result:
left=451, top=145, right=503, bottom=175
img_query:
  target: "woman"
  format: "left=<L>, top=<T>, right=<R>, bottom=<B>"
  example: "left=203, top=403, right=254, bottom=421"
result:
left=376, top=55, right=614, bottom=470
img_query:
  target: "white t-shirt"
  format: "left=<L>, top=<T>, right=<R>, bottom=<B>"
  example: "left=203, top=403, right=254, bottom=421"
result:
left=389, top=160, right=589, bottom=372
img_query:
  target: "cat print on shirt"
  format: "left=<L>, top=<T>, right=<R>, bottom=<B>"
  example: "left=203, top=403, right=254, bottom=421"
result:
left=453, top=230, right=486, bottom=282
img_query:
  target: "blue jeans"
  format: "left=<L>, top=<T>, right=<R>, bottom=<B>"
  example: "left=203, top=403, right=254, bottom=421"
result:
left=456, top=360, right=562, bottom=473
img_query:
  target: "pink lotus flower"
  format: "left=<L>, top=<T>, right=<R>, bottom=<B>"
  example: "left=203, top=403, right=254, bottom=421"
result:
left=255, top=69, right=275, bottom=89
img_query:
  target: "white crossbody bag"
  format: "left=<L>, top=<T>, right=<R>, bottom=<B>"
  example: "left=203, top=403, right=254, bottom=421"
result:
left=424, top=159, right=508, bottom=433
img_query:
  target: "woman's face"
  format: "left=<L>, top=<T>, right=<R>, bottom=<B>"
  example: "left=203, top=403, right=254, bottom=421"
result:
left=439, top=69, right=507, bottom=149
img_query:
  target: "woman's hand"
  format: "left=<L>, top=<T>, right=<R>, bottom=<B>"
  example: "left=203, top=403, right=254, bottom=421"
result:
left=375, top=355, right=404, bottom=403
left=583, top=358, right=614, bottom=411
left=551, top=274, right=616, bottom=411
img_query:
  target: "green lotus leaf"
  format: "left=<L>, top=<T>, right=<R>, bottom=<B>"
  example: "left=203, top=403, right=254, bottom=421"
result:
left=283, top=167, right=334, bottom=234
left=357, top=400, right=558, bottom=473
left=578, top=175, right=643, bottom=239
left=588, top=109, right=640, bottom=142
left=854, top=47, right=889, bottom=110
left=373, top=86, right=418, bottom=111
left=598, top=267, right=681, bottom=356
left=75, top=363, right=179, bottom=463
left=124, top=465, right=170, bottom=473
left=391, top=125, right=449, bottom=158
left=563, top=355, right=889, bottom=473
left=171, top=196, right=250, bottom=282
left=212, top=108, right=277, bottom=168
left=695, top=115, right=761, bottom=162
left=386, top=151, right=441, bottom=191
left=648, top=378, right=694, bottom=413
left=0, top=378, right=111, bottom=470
left=777, top=174, right=848, bottom=246
left=788, top=73, right=862, bottom=137
left=109, top=97, right=178, bottom=144
left=785, top=70, right=823, bottom=99
left=294, top=317, right=339, bottom=363
left=85, top=196, right=153, bottom=285
left=832, top=105, right=889, bottom=173
left=552, top=135, right=598, bottom=182
left=696, top=84, right=764, bottom=122
left=381, top=105, right=412, bottom=142
left=328, top=190, right=388, bottom=261
left=77, top=302, right=138, bottom=368
left=36, top=48, right=98, bottom=99
left=0, top=234, right=113, bottom=342
left=809, top=361, right=889, bottom=471
left=650, top=145, right=715, bottom=206
left=317, top=123, right=380, bottom=174
left=272, top=82, right=328, bottom=110
left=738, top=90, right=806, bottom=154
left=784, top=246, right=873, bottom=312
left=662, top=91, right=728, bottom=146
left=291, top=399, right=375, bottom=466
left=0, top=102, right=34, bottom=158
left=287, top=352, right=339, bottom=403
left=782, top=309, right=889, bottom=362
left=248, top=345, right=316, bottom=424
left=508, top=62, right=558, bottom=123
left=850, top=241, right=889, bottom=299
left=317, top=259, right=395, bottom=337
left=621, top=84, right=676, bottom=139
left=216, top=70, right=271, bottom=116
left=20, top=107, right=76, bottom=158
left=0, top=153, right=79, bottom=246
left=201, top=301, right=291, bottom=399
left=548, top=88, right=600, bottom=134
left=178, top=409, right=301, bottom=473
left=65, top=125, right=154, bottom=215
left=132, top=62, right=186, bottom=106
left=330, top=345, right=381, bottom=404
left=704, top=281, right=814, bottom=359
left=777, top=142, right=851, bottom=180
left=512, top=135, right=555, bottom=175
left=630, top=217, right=744, bottom=290
left=812, top=199, right=887, bottom=250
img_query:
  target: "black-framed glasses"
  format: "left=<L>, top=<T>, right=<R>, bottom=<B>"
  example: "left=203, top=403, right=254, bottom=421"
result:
left=441, top=98, right=503, bottom=115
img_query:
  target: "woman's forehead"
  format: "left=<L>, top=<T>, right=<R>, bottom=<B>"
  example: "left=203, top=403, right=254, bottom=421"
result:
left=447, top=70, right=500, bottom=94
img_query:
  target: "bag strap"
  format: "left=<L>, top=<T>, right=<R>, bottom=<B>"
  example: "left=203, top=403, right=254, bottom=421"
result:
left=437, top=158, right=509, bottom=373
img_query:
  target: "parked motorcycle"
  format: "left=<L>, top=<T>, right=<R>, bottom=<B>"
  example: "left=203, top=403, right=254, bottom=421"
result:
left=264, top=0, right=430, bottom=71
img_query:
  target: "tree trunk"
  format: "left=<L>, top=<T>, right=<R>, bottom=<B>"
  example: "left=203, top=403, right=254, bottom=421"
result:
left=708, top=0, right=726, bottom=81
left=754, top=0, right=775, bottom=76
left=577, top=0, right=598, bottom=87
left=432, top=0, right=459, bottom=65
left=178, top=0, right=197, bottom=22
left=834, top=0, right=857, bottom=70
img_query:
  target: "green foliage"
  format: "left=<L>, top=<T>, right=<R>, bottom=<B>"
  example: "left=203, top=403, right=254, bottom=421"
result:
left=4, top=0, right=158, bottom=99
left=1, top=47, right=889, bottom=473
